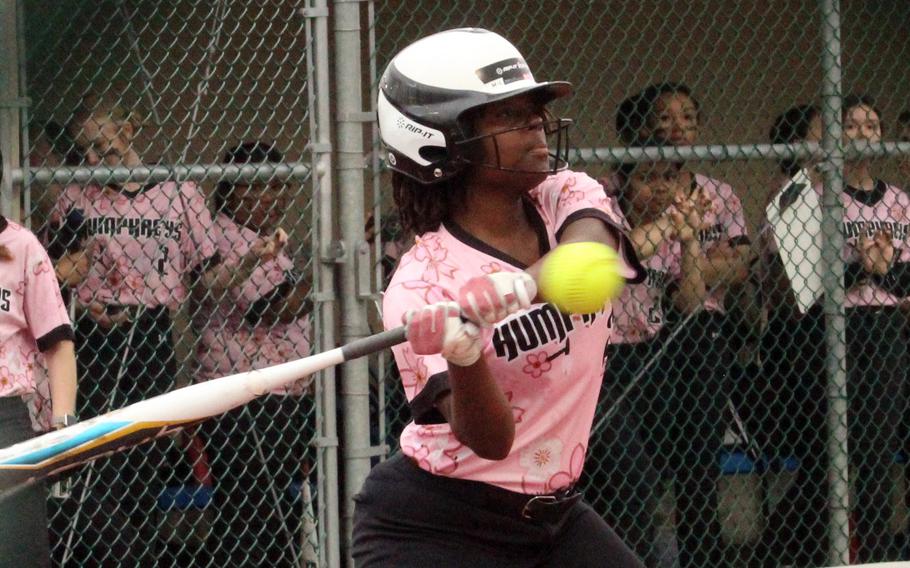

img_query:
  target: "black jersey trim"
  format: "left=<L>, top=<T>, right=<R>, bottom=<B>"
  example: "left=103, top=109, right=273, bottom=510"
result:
left=118, top=183, right=158, bottom=199
left=410, top=371, right=451, bottom=425
left=36, top=324, right=75, bottom=352
left=556, top=208, right=646, bottom=284
left=729, top=235, right=752, bottom=247
left=0, top=215, right=7, bottom=234
left=845, top=179, right=887, bottom=206
left=443, top=198, right=549, bottom=269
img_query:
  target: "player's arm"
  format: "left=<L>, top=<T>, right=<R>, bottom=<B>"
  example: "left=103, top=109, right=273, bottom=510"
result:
left=628, top=216, right=676, bottom=260
left=55, top=250, right=89, bottom=287
left=44, top=339, right=77, bottom=423
left=245, top=279, right=313, bottom=326
left=525, top=217, right=621, bottom=283
left=673, top=238, right=708, bottom=313
left=198, top=229, right=288, bottom=294
left=698, top=241, right=752, bottom=286
left=436, top=358, right=515, bottom=460
left=404, top=303, right=515, bottom=460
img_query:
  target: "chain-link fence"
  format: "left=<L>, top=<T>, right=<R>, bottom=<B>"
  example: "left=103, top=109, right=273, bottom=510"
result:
left=3, top=0, right=910, bottom=567
left=4, top=0, right=323, bottom=566
left=370, top=2, right=910, bottom=568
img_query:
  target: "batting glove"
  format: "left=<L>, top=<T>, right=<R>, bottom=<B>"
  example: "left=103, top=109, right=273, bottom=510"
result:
left=458, top=272, right=537, bottom=326
left=403, top=301, right=483, bottom=367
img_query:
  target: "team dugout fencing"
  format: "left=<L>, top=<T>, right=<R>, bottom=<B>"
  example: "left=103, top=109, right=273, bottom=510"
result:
left=1, top=0, right=910, bottom=567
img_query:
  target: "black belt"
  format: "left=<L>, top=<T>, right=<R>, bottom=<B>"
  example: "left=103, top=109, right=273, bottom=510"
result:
left=396, top=454, right=582, bottom=525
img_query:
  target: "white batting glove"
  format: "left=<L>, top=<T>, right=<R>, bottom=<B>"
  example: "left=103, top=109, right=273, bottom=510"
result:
left=403, top=301, right=483, bottom=367
left=458, top=272, right=537, bottom=326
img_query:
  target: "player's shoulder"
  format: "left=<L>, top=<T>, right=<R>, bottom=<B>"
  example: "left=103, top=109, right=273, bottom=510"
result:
left=880, top=179, right=910, bottom=202
left=695, top=172, right=735, bottom=195
left=534, top=169, right=601, bottom=194
left=0, top=218, right=46, bottom=255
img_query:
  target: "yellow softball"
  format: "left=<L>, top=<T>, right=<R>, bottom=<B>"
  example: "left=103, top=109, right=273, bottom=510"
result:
left=538, top=242, right=625, bottom=314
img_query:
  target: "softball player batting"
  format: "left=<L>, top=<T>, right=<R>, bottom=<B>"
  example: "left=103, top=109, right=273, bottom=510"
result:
left=351, top=28, right=647, bottom=567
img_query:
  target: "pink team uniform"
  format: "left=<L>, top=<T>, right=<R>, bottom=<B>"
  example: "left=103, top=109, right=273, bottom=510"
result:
left=767, top=178, right=910, bottom=308
left=53, top=182, right=219, bottom=310
left=194, top=213, right=311, bottom=394
left=607, top=173, right=750, bottom=345
left=383, top=170, right=641, bottom=495
left=0, top=217, right=73, bottom=402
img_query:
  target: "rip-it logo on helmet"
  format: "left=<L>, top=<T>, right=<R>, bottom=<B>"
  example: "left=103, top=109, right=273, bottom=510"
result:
left=477, top=58, right=532, bottom=88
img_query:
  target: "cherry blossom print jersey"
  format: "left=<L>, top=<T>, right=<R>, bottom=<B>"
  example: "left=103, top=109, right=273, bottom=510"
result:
left=382, top=170, right=638, bottom=494
left=193, top=214, right=311, bottom=395
left=52, top=182, right=218, bottom=310
left=0, top=217, right=73, bottom=398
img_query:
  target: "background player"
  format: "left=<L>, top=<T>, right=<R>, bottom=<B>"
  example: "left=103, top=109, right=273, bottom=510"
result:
left=195, top=140, right=313, bottom=566
left=352, top=28, right=646, bottom=567
left=581, top=134, right=713, bottom=567
left=49, top=93, right=281, bottom=565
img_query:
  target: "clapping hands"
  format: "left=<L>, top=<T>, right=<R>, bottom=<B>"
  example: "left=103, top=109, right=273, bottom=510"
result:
left=857, top=229, right=894, bottom=275
left=667, top=186, right=713, bottom=242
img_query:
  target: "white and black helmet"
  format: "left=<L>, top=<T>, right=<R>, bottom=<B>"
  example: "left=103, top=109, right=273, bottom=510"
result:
left=377, top=28, right=573, bottom=185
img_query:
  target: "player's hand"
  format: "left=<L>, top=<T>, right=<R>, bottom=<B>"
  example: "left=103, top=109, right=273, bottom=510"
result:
left=668, top=187, right=712, bottom=242
left=403, top=301, right=483, bottom=367
left=250, top=228, right=288, bottom=262
left=457, top=272, right=537, bottom=326
left=86, top=301, right=129, bottom=328
left=858, top=229, right=894, bottom=275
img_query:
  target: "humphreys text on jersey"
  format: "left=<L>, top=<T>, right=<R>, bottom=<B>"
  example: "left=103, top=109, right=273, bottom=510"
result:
left=85, top=216, right=183, bottom=240
left=842, top=220, right=910, bottom=241
left=492, top=303, right=604, bottom=361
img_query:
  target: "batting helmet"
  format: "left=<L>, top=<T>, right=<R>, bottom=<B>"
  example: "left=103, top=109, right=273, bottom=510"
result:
left=377, top=28, right=572, bottom=185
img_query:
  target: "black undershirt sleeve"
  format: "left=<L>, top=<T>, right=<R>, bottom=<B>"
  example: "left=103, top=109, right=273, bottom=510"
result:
left=409, top=371, right=451, bottom=425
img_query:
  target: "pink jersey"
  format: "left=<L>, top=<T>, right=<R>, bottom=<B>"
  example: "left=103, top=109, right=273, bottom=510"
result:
left=611, top=241, right=679, bottom=344
left=0, top=217, right=73, bottom=399
left=691, top=173, right=749, bottom=312
left=607, top=173, right=748, bottom=343
left=383, top=170, right=637, bottom=495
left=763, top=178, right=910, bottom=308
left=53, top=182, right=218, bottom=310
left=840, top=180, right=910, bottom=307
left=194, top=214, right=311, bottom=394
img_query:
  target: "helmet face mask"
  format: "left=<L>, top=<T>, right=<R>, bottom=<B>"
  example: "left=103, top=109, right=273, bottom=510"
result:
left=377, top=28, right=573, bottom=185
left=454, top=110, right=572, bottom=176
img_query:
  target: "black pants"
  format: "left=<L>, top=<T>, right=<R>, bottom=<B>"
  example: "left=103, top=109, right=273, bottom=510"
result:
left=50, top=307, right=177, bottom=567
left=581, top=339, right=662, bottom=567
left=761, top=305, right=909, bottom=565
left=353, top=453, right=644, bottom=568
left=202, top=395, right=312, bottom=568
left=0, top=396, right=51, bottom=568
left=583, top=311, right=734, bottom=568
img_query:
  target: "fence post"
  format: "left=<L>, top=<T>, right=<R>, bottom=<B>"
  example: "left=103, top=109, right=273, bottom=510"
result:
left=0, top=0, right=23, bottom=220
left=306, top=0, right=341, bottom=565
left=819, top=0, right=851, bottom=565
left=332, top=0, right=374, bottom=562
